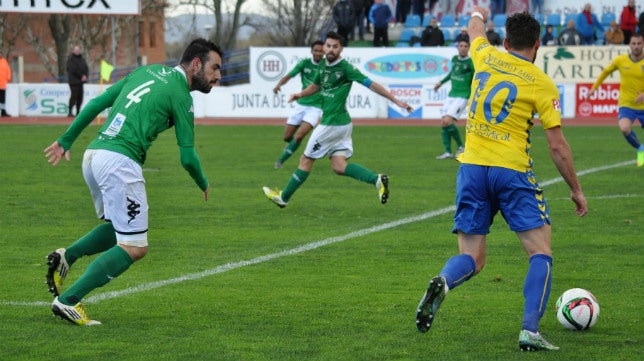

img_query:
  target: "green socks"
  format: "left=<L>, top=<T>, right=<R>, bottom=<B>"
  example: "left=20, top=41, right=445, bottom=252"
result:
left=281, top=164, right=378, bottom=203
left=441, top=127, right=452, bottom=153
left=60, top=245, right=133, bottom=305
left=282, top=168, right=310, bottom=202
left=344, top=163, right=378, bottom=184
left=278, top=140, right=300, bottom=163
left=441, top=124, right=463, bottom=153
left=447, top=124, right=463, bottom=148
left=65, top=223, right=117, bottom=265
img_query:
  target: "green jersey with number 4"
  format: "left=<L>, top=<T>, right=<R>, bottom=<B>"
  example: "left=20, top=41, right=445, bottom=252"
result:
left=56, top=64, right=208, bottom=190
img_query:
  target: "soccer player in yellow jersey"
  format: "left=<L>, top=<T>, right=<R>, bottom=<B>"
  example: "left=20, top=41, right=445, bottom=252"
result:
left=415, top=7, right=588, bottom=352
left=588, top=33, right=644, bottom=167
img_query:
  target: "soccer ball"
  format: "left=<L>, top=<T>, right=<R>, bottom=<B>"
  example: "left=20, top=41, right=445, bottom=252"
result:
left=555, top=288, right=600, bottom=330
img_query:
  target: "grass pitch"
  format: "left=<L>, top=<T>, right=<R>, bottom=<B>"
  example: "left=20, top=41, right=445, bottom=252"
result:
left=0, top=123, right=642, bottom=360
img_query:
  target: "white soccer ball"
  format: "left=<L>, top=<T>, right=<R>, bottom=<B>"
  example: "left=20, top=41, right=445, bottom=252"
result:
left=555, top=288, right=600, bottom=330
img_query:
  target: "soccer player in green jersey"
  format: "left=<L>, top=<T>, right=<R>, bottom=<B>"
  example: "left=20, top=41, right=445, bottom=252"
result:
left=414, top=8, right=588, bottom=351
left=43, top=38, right=223, bottom=325
left=272, top=40, right=324, bottom=169
left=587, top=33, right=644, bottom=167
left=433, top=39, right=474, bottom=159
left=262, top=31, right=413, bottom=208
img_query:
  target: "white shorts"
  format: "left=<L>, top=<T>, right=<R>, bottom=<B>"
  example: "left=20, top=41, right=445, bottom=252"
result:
left=82, top=149, right=148, bottom=247
left=440, top=96, right=468, bottom=120
left=286, top=103, right=322, bottom=127
left=303, top=124, right=354, bottom=159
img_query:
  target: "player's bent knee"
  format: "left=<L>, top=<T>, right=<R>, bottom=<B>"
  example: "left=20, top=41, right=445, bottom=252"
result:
left=119, top=244, right=148, bottom=261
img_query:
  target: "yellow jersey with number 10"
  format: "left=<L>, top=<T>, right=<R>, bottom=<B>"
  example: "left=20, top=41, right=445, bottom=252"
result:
left=459, top=36, right=562, bottom=172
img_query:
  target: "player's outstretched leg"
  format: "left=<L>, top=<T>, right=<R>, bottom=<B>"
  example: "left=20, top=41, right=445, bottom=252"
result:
left=416, top=275, right=447, bottom=333
left=52, top=296, right=101, bottom=326
left=46, top=248, right=69, bottom=297
left=518, top=330, right=559, bottom=351
left=262, top=186, right=288, bottom=208
left=376, top=174, right=389, bottom=204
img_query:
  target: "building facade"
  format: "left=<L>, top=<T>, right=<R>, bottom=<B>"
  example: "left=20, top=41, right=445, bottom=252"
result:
left=1, top=1, right=165, bottom=83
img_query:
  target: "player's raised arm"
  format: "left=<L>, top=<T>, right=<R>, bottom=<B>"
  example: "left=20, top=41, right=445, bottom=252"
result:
left=468, top=6, right=489, bottom=42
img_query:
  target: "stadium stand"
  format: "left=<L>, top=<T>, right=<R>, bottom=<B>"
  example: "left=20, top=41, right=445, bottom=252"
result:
left=459, top=15, right=470, bottom=27
left=546, top=13, right=562, bottom=27
left=564, top=13, right=577, bottom=26
left=440, top=14, right=456, bottom=28
left=534, top=13, right=543, bottom=25
left=493, top=14, right=507, bottom=27
left=399, top=28, right=417, bottom=42
left=405, top=14, right=421, bottom=28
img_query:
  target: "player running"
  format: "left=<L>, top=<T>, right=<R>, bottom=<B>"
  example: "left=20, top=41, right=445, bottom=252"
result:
left=433, top=39, right=474, bottom=160
left=414, top=8, right=588, bottom=352
left=272, top=40, right=324, bottom=169
left=587, top=32, right=644, bottom=167
left=262, top=31, right=413, bottom=208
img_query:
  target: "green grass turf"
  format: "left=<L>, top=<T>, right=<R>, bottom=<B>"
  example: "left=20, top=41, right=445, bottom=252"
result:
left=0, top=124, right=642, bottom=360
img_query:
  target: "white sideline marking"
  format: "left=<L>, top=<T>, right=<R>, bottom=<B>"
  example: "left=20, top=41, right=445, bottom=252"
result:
left=3, top=160, right=634, bottom=307
left=552, top=193, right=639, bottom=201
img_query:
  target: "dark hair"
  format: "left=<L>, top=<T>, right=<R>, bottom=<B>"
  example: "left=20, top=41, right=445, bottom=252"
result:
left=505, top=12, right=540, bottom=50
left=180, top=38, right=223, bottom=66
left=311, top=40, right=324, bottom=48
left=631, top=32, right=643, bottom=40
left=325, top=31, right=344, bottom=44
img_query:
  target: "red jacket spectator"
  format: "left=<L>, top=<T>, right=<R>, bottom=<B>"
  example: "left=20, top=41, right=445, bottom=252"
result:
left=620, top=0, right=638, bottom=43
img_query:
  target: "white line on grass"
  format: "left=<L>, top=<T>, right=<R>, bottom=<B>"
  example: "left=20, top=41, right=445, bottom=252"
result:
left=551, top=193, right=640, bottom=201
left=3, top=160, right=633, bottom=307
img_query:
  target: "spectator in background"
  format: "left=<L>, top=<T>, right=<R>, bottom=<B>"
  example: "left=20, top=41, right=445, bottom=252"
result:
left=640, top=11, right=644, bottom=35
left=491, top=0, right=506, bottom=15
left=559, top=19, right=582, bottom=45
left=576, top=3, right=604, bottom=45
left=454, top=26, right=469, bottom=44
left=445, top=0, right=459, bottom=17
left=428, top=0, right=440, bottom=17
left=486, top=21, right=502, bottom=45
left=542, top=24, right=557, bottom=45
left=66, top=45, right=89, bottom=118
left=620, top=0, right=638, bottom=44
left=364, top=0, right=374, bottom=34
left=412, top=0, right=425, bottom=25
left=0, top=49, right=11, bottom=117
left=369, top=0, right=393, bottom=47
left=350, top=0, right=366, bottom=40
left=333, top=0, right=356, bottom=46
left=421, top=17, right=445, bottom=46
left=605, top=20, right=625, bottom=45
left=395, top=0, right=410, bottom=25
left=531, top=0, right=544, bottom=16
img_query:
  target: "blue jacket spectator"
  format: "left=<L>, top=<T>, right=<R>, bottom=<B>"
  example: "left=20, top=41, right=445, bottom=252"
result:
left=369, top=0, right=393, bottom=47
left=576, top=4, right=604, bottom=45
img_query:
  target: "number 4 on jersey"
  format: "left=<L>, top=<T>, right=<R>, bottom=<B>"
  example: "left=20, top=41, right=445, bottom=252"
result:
left=125, top=80, right=155, bottom=108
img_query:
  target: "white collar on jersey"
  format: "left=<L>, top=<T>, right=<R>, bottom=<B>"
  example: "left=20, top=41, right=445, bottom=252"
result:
left=174, top=65, right=188, bottom=82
